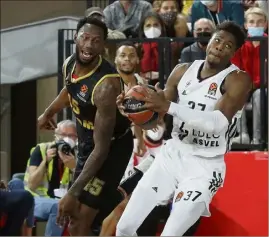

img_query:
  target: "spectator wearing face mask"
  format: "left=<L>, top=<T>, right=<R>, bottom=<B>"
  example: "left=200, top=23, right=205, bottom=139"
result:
left=231, top=7, right=268, bottom=144
left=180, top=18, right=215, bottom=63
left=138, top=12, right=167, bottom=86
left=158, top=0, right=180, bottom=37
left=191, top=0, right=244, bottom=30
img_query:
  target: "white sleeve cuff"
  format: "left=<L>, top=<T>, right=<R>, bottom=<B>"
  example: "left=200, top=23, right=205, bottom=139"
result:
left=167, top=102, right=179, bottom=117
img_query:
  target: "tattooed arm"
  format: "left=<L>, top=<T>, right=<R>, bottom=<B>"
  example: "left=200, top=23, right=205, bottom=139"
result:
left=67, top=77, right=121, bottom=197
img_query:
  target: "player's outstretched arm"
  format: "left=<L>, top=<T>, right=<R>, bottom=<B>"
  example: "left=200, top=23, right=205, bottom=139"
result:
left=43, top=87, right=70, bottom=117
left=167, top=70, right=252, bottom=133
left=67, top=77, right=121, bottom=197
left=38, top=87, right=70, bottom=130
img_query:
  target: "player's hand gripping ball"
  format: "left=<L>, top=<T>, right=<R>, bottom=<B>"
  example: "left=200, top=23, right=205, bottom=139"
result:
left=122, top=85, right=159, bottom=130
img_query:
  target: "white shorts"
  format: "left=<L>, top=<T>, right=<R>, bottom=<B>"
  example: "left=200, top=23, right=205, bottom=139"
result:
left=140, top=139, right=226, bottom=216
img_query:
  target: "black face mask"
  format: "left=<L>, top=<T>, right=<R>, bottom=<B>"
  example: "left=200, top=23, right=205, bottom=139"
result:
left=159, top=12, right=177, bottom=26
left=197, top=32, right=212, bottom=46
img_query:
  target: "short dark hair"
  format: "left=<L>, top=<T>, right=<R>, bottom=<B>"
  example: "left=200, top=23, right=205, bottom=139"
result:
left=76, top=17, right=108, bottom=40
left=215, top=21, right=246, bottom=50
left=116, top=41, right=139, bottom=55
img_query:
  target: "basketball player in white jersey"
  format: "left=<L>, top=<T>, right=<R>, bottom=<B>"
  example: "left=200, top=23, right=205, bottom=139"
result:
left=116, top=21, right=252, bottom=236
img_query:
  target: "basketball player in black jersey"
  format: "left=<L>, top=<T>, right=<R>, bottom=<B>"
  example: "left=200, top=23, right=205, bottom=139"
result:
left=38, top=17, right=133, bottom=235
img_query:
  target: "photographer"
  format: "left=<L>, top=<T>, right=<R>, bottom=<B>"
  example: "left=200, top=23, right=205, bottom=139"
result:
left=24, top=120, right=77, bottom=236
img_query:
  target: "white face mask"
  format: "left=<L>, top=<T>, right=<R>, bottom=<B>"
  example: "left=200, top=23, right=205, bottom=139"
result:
left=144, top=27, right=161, bottom=38
left=200, top=0, right=216, bottom=7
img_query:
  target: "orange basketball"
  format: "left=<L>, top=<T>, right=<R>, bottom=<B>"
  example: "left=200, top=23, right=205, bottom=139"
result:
left=122, top=85, right=159, bottom=130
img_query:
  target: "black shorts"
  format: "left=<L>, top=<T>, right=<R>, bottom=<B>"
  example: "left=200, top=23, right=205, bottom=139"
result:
left=73, top=130, right=133, bottom=209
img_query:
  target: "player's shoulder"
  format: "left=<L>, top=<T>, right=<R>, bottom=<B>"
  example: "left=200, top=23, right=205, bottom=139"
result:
left=62, top=54, right=75, bottom=76
left=225, top=69, right=252, bottom=91
left=63, top=55, right=75, bottom=68
left=100, top=57, right=120, bottom=76
left=227, top=69, right=252, bottom=83
left=172, top=62, right=192, bottom=75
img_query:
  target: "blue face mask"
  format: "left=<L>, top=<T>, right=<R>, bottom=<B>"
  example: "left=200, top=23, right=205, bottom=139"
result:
left=248, top=27, right=264, bottom=37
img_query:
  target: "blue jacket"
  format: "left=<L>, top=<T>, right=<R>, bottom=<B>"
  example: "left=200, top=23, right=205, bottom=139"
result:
left=191, top=1, right=244, bottom=31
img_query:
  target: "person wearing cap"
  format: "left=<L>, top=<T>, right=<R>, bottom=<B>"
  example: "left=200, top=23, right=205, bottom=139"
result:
left=85, top=7, right=105, bottom=21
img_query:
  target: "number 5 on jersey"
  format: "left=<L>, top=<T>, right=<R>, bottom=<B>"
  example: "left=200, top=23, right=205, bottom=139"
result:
left=68, top=94, right=80, bottom=115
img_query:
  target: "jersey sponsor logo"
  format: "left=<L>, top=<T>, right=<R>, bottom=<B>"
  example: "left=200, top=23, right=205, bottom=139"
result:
left=178, top=121, right=221, bottom=147
left=204, top=94, right=217, bottom=100
left=208, top=171, right=223, bottom=194
left=78, top=84, right=88, bottom=99
left=207, top=82, right=218, bottom=96
left=192, top=129, right=220, bottom=147
left=178, top=122, right=189, bottom=140
left=77, top=94, right=87, bottom=102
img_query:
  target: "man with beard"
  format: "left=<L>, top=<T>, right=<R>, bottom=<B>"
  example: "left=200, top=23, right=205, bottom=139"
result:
left=38, top=17, right=133, bottom=236
left=115, top=41, right=146, bottom=155
left=180, top=18, right=215, bottom=63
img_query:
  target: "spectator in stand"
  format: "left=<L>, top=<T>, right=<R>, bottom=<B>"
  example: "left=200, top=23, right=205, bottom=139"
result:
left=181, top=0, right=194, bottom=19
left=172, top=13, right=193, bottom=66
left=0, top=181, right=34, bottom=236
left=242, top=0, right=268, bottom=12
left=191, top=0, right=245, bottom=30
left=157, top=1, right=192, bottom=67
left=85, top=6, right=105, bottom=20
left=231, top=7, right=268, bottom=144
left=105, top=30, right=127, bottom=64
left=138, top=12, right=167, bottom=86
left=152, top=0, right=161, bottom=12
left=103, top=0, right=152, bottom=38
left=158, top=0, right=180, bottom=37
left=180, top=18, right=215, bottom=63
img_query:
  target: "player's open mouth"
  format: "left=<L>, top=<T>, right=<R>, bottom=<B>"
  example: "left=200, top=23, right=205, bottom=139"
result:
left=81, top=51, right=93, bottom=60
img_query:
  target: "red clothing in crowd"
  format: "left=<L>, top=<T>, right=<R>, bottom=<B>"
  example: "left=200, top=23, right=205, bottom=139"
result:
left=140, top=42, right=159, bottom=73
left=231, top=34, right=268, bottom=88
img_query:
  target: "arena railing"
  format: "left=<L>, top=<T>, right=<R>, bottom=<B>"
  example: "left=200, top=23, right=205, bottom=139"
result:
left=58, top=29, right=268, bottom=151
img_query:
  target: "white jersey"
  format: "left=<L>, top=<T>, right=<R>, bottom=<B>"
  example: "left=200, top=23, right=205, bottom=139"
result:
left=172, top=60, right=241, bottom=157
